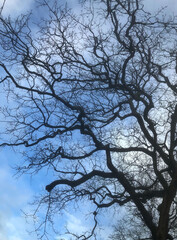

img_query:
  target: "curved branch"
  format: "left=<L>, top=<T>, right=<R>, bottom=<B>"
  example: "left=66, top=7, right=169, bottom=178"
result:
left=45, top=170, right=116, bottom=192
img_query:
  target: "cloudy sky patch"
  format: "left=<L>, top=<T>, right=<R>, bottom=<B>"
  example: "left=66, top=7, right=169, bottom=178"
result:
left=0, top=0, right=177, bottom=239
left=0, top=0, right=34, bottom=17
left=0, top=149, right=36, bottom=240
left=143, top=0, right=177, bottom=14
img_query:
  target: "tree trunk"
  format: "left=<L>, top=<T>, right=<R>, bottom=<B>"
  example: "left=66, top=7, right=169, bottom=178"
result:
left=156, top=170, right=177, bottom=240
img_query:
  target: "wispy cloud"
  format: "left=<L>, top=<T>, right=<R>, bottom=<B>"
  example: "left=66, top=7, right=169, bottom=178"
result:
left=0, top=150, right=36, bottom=240
left=0, top=0, right=34, bottom=17
left=144, top=0, right=177, bottom=14
left=66, top=212, right=88, bottom=234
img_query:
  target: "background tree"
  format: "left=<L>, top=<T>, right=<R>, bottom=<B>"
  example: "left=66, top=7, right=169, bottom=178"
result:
left=0, top=0, right=177, bottom=239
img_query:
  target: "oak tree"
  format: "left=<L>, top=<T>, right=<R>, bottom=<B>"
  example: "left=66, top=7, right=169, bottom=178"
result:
left=0, top=0, right=177, bottom=239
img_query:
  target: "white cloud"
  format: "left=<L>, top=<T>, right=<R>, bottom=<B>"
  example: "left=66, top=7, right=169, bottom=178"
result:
left=0, top=0, right=34, bottom=17
left=143, top=0, right=177, bottom=15
left=66, top=212, right=88, bottom=234
left=0, top=150, right=36, bottom=240
left=54, top=212, right=89, bottom=240
left=63, top=209, right=116, bottom=239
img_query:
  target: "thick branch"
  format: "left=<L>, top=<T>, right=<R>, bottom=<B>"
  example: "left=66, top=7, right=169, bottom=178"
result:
left=45, top=170, right=116, bottom=192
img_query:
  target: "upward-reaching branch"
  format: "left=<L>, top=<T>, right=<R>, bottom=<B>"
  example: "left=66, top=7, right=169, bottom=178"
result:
left=0, top=0, right=177, bottom=239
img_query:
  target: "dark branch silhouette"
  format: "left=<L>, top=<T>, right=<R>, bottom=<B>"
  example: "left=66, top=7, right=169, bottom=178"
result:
left=0, top=0, right=177, bottom=239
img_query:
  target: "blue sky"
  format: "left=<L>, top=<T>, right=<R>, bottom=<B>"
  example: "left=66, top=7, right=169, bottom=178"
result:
left=0, top=0, right=177, bottom=239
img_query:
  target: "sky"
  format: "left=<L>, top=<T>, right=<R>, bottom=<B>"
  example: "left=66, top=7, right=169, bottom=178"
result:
left=0, top=0, right=177, bottom=240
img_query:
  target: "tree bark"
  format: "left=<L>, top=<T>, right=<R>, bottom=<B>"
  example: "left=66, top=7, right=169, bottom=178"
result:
left=156, top=168, right=177, bottom=240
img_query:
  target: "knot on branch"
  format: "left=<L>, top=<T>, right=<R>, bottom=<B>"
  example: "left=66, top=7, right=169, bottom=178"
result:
left=46, top=184, right=52, bottom=192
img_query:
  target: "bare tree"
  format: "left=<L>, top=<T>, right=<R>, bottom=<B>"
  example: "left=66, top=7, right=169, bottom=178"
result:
left=0, top=0, right=177, bottom=239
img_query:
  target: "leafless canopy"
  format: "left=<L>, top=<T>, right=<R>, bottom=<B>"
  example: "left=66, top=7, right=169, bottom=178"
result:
left=0, top=0, right=177, bottom=239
